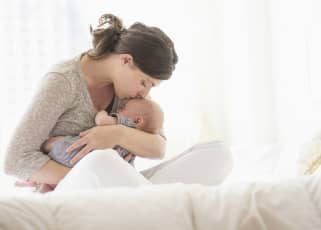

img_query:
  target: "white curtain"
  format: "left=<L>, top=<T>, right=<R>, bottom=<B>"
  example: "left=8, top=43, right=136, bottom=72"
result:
left=0, top=0, right=320, bottom=175
left=205, top=0, right=321, bottom=149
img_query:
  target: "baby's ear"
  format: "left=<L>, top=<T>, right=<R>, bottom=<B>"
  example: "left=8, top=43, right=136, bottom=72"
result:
left=134, top=117, right=143, bottom=125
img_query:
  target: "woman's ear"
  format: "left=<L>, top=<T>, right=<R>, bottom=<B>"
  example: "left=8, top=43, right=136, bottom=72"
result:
left=119, top=54, right=133, bottom=65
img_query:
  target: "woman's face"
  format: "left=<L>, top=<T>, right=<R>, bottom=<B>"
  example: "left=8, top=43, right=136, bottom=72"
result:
left=113, top=54, right=161, bottom=99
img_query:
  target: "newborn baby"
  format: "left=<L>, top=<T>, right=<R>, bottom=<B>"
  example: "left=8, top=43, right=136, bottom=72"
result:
left=46, top=98, right=164, bottom=167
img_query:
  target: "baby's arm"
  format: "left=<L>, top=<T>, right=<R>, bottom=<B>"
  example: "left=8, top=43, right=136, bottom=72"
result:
left=95, top=110, right=117, bottom=126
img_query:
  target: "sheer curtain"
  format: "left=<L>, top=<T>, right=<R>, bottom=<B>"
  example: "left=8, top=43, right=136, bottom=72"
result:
left=211, top=0, right=321, bottom=148
left=215, top=0, right=321, bottom=179
left=0, top=0, right=320, bottom=185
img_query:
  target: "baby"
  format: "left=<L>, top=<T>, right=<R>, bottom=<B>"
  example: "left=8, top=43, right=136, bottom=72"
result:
left=46, top=98, right=164, bottom=167
left=16, top=98, right=164, bottom=193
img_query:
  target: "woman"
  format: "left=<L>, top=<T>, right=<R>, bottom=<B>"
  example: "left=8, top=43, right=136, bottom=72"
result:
left=4, top=14, right=233, bottom=192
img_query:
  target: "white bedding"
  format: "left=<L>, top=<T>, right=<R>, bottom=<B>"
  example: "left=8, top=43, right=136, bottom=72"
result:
left=0, top=167, right=320, bottom=230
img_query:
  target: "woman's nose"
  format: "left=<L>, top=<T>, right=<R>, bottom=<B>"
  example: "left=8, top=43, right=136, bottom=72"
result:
left=137, top=88, right=150, bottom=98
left=136, top=91, right=146, bottom=98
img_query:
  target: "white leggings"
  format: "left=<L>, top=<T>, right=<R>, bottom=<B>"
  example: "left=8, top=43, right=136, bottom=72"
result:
left=55, top=141, right=233, bottom=192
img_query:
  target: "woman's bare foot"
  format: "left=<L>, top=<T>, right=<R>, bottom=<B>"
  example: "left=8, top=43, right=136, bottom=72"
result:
left=14, top=180, right=37, bottom=188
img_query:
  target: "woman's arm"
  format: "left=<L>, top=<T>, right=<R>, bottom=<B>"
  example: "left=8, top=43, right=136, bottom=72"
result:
left=4, top=73, right=75, bottom=182
left=29, top=136, right=71, bottom=184
left=29, top=160, right=70, bottom=184
left=117, top=125, right=166, bottom=159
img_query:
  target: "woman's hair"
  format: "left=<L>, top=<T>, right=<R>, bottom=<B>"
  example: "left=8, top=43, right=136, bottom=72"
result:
left=87, top=13, right=178, bottom=80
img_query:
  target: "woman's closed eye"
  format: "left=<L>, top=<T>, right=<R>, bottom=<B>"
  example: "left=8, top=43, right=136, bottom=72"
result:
left=141, top=80, right=154, bottom=88
left=141, top=80, right=147, bottom=88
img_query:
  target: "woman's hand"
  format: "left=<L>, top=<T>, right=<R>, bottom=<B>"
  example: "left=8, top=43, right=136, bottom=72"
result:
left=65, top=125, right=122, bottom=165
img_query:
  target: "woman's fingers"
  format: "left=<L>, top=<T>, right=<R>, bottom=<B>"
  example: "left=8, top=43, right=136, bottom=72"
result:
left=79, top=127, right=94, bottom=137
left=69, top=128, right=94, bottom=153
left=65, top=137, right=88, bottom=153
left=79, top=130, right=90, bottom=137
left=68, top=126, right=118, bottom=164
left=69, top=145, right=93, bottom=165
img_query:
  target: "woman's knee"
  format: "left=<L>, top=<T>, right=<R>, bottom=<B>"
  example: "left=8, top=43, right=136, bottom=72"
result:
left=203, top=142, right=234, bottom=181
left=188, top=141, right=233, bottom=164
left=188, top=141, right=234, bottom=182
left=209, top=142, right=233, bottom=167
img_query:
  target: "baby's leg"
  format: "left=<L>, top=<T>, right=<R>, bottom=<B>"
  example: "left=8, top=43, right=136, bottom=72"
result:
left=48, top=136, right=85, bottom=168
left=41, top=136, right=65, bottom=153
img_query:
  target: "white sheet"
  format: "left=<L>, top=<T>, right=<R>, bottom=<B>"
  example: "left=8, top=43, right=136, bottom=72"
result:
left=0, top=168, right=320, bottom=230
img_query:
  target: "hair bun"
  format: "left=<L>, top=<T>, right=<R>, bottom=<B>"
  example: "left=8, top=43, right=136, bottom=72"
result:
left=97, top=13, right=124, bottom=33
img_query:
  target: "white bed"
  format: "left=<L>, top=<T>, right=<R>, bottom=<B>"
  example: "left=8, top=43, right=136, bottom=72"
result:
left=0, top=161, right=320, bottom=229
left=0, top=141, right=320, bottom=230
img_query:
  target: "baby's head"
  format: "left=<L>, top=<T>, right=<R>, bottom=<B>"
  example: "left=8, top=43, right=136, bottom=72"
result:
left=117, top=98, right=164, bottom=134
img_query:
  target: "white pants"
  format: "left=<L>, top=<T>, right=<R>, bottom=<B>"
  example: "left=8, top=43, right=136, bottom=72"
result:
left=55, top=141, right=233, bottom=192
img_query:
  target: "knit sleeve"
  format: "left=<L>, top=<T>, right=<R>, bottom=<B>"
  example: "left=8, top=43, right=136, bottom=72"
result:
left=3, top=72, right=74, bottom=181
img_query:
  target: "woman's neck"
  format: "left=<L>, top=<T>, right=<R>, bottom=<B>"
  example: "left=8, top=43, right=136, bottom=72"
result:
left=80, top=53, right=114, bottom=89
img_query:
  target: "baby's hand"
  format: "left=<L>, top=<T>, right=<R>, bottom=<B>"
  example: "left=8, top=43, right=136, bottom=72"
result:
left=41, top=136, right=65, bottom=153
left=95, top=110, right=117, bottom=125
